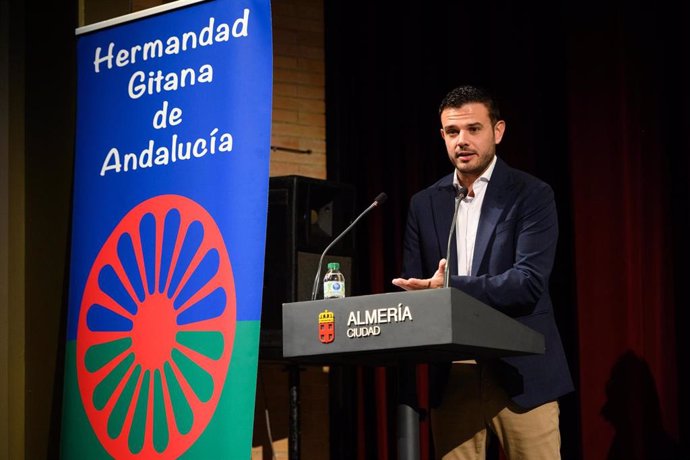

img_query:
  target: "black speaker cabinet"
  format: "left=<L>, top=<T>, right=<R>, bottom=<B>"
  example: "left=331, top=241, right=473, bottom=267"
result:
left=260, top=175, right=356, bottom=359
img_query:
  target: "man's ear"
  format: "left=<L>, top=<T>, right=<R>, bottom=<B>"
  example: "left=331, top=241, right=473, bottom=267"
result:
left=494, top=120, right=506, bottom=144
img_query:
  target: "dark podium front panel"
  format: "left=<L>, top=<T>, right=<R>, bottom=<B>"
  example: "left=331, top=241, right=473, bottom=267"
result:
left=282, top=288, right=544, bottom=365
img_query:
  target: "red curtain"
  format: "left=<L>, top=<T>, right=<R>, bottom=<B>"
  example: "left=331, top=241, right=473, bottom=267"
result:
left=567, top=7, right=686, bottom=457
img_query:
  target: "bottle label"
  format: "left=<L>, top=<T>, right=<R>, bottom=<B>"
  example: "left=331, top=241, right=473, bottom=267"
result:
left=324, top=281, right=345, bottom=299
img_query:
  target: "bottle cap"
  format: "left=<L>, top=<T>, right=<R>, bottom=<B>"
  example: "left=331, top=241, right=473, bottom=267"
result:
left=327, top=262, right=340, bottom=270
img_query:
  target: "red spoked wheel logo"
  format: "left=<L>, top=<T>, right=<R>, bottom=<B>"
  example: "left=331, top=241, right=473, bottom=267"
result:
left=76, top=195, right=236, bottom=458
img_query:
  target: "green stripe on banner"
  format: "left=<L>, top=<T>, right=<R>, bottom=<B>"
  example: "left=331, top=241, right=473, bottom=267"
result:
left=60, top=321, right=261, bottom=459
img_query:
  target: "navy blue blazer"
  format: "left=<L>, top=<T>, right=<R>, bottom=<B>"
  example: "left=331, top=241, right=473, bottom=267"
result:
left=401, top=157, right=574, bottom=409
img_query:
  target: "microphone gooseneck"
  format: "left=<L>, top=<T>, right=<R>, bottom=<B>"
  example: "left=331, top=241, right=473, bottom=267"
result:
left=310, top=192, right=387, bottom=301
left=443, top=186, right=468, bottom=288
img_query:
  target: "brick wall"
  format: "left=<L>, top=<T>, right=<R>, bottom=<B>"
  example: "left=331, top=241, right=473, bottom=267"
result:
left=270, top=0, right=326, bottom=179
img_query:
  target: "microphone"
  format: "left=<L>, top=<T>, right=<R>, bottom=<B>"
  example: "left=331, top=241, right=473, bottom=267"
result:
left=310, top=192, right=387, bottom=300
left=443, top=186, right=468, bottom=288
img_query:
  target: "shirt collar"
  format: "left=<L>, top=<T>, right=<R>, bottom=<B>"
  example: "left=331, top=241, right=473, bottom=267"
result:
left=453, top=154, right=498, bottom=191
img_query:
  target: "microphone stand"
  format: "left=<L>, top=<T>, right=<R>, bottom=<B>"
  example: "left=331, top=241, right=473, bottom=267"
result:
left=444, top=186, right=468, bottom=287
left=310, top=193, right=387, bottom=300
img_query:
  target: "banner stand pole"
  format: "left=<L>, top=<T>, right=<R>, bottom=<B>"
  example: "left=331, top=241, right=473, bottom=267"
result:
left=288, top=364, right=301, bottom=460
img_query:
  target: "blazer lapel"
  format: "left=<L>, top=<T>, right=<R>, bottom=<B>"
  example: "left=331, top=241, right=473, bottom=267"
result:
left=472, top=158, right=512, bottom=276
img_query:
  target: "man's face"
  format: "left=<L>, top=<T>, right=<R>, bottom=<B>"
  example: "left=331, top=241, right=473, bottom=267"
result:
left=440, top=102, right=505, bottom=184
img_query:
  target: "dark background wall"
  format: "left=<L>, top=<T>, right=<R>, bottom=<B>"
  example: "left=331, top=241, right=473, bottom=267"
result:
left=3, top=1, right=77, bottom=459
left=325, top=0, right=688, bottom=458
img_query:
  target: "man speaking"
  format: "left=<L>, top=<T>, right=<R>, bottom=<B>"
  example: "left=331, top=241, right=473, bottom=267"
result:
left=393, top=85, right=574, bottom=460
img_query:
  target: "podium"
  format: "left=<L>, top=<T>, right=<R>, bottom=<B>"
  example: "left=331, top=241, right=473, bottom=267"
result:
left=282, top=288, right=545, bottom=459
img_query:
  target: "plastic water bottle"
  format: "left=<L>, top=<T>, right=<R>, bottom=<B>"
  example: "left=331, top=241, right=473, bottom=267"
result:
left=323, top=262, right=346, bottom=299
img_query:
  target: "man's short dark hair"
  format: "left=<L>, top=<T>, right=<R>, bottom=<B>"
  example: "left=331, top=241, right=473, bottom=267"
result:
left=438, top=85, right=501, bottom=126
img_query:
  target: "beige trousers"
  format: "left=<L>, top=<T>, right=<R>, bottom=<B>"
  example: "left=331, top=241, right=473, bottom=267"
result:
left=431, top=363, right=561, bottom=460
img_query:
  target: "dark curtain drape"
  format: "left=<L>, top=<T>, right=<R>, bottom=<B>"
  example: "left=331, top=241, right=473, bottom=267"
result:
left=324, top=1, right=688, bottom=459
left=566, top=2, right=689, bottom=459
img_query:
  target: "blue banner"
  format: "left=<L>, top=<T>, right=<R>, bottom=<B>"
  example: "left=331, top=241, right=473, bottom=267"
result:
left=61, top=1, right=272, bottom=458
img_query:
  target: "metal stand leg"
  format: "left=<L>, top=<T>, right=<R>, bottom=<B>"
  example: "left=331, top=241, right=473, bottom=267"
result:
left=397, top=403, right=420, bottom=460
left=288, top=364, right=300, bottom=460
left=397, top=364, right=420, bottom=460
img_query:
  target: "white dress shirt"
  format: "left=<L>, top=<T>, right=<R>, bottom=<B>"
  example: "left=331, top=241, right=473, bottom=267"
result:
left=452, top=154, right=497, bottom=276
